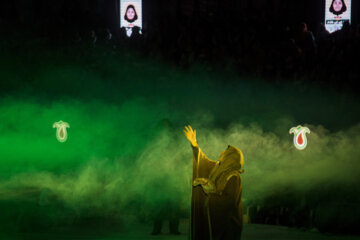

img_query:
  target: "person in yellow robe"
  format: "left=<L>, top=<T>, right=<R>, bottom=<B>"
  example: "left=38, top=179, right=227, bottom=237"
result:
left=184, top=125, right=244, bottom=240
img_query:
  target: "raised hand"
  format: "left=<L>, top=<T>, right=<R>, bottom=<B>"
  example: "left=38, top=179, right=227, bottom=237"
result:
left=184, top=125, right=198, bottom=147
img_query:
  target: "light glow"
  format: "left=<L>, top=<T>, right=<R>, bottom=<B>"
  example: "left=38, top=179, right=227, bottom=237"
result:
left=289, top=125, right=310, bottom=150
left=53, top=120, right=70, bottom=143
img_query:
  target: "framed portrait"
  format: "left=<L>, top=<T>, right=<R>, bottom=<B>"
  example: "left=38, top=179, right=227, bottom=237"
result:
left=120, top=0, right=142, bottom=30
left=325, top=0, right=351, bottom=33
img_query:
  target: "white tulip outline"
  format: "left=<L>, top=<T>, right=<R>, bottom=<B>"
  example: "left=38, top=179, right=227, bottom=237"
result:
left=289, top=125, right=310, bottom=150
left=53, top=120, right=70, bottom=143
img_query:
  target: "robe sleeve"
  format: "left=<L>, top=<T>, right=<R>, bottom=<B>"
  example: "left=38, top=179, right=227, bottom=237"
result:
left=192, top=145, right=217, bottom=180
left=210, top=175, right=240, bottom=213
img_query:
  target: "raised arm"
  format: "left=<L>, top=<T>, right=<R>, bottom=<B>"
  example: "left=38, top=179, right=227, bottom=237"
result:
left=184, top=125, right=217, bottom=179
left=184, top=125, right=198, bottom=147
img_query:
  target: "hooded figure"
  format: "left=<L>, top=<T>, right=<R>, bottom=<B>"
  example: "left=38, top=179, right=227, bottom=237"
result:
left=184, top=126, right=244, bottom=240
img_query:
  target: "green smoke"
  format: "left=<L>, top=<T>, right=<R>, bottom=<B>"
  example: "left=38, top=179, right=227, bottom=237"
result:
left=0, top=44, right=359, bottom=234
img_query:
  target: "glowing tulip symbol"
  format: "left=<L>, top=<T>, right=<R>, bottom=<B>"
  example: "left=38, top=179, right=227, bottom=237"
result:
left=53, top=120, right=70, bottom=143
left=289, top=125, right=310, bottom=150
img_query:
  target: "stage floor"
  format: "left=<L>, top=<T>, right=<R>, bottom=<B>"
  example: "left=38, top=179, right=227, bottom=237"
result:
left=2, top=221, right=360, bottom=240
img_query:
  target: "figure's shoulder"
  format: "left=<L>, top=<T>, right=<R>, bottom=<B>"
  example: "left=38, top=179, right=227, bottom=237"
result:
left=221, top=172, right=241, bottom=195
left=226, top=171, right=241, bottom=182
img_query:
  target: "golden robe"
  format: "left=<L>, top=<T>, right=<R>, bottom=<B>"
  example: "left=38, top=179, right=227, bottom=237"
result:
left=191, top=145, right=243, bottom=240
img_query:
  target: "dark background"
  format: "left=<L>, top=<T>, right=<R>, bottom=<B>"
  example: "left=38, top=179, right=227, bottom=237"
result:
left=0, top=0, right=358, bottom=35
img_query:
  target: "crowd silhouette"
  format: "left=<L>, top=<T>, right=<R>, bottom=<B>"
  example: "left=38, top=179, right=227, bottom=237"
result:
left=1, top=6, right=359, bottom=93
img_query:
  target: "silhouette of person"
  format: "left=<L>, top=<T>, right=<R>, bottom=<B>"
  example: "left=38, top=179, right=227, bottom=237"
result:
left=151, top=119, right=181, bottom=236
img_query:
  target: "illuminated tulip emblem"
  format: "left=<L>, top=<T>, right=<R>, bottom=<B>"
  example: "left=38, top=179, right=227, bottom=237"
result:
left=289, top=125, right=310, bottom=150
left=53, top=120, right=70, bottom=143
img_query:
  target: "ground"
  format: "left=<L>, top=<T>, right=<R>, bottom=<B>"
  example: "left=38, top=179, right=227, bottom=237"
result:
left=2, top=220, right=360, bottom=240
